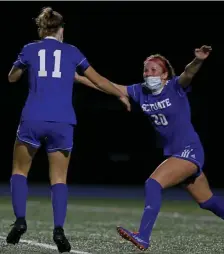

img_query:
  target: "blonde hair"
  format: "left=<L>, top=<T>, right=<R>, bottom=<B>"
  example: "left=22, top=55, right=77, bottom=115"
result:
left=35, top=7, right=64, bottom=39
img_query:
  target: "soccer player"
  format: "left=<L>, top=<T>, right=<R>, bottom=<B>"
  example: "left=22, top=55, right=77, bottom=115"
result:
left=75, top=46, right=224, bottom=251
left=6, top=7, right=130, bottom=253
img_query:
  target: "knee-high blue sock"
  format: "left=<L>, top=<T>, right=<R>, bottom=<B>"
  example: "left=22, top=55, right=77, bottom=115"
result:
left=200, top=195, right=224, bottom=219
left=51, top=183, right=68, bottom=228
left=11, top=174, right=28, bottom=219
left=138, top=178, right=162, bottom=242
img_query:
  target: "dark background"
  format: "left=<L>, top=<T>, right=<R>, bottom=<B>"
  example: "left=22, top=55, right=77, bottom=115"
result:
left=0, top=2, right=222, bottom=187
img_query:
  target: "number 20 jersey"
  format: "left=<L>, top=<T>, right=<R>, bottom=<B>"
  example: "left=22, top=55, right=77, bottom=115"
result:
left=127, top=77, right=202, bottom=156
left=13, top=37, right=90, bottom=125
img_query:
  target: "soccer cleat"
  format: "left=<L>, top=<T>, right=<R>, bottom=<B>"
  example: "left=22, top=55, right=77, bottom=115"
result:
left=117, top=226, right=149, bottom=251
left=120, top=230, right=138, bottom=241
left=6, top=218, right=27, bottom=244
left=53, top=227, right=71, bottom=253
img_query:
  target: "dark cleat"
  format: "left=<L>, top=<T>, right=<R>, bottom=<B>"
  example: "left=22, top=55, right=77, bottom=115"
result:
left=53, top=227, right=71, bottom=253
left=6, top=218, right=27, bottom=245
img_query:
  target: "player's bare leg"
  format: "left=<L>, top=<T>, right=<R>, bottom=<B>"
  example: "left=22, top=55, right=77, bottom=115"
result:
left=117, top=157, right=197, bottom=251
left=48, top=150, right=71, bottom=253
left=184, top=172, right=224, bottom=220
left=183, top=172, right=212, bottom=203
left=7, top=139, right=37, bottom=245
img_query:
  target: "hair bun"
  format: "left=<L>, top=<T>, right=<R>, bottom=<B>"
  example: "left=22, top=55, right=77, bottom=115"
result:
left=35, top=7, right=64, bottom=39
left=42, top=7, right=53, bottom=18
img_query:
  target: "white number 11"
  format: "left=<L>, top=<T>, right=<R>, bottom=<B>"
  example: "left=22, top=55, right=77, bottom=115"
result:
left=38, top=49, right=62, bottom=78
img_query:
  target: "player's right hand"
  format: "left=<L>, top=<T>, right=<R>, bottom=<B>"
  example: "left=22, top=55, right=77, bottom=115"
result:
left=119, top=96, right=131, bottom=111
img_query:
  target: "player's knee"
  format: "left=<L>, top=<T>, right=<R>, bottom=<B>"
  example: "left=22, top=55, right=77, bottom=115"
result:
left=145, top=178, right=153, bottom=187
left=51, top=179, right=67, bottom=185
left=199, top=195, right=214, bottom=210
left=12, top=158, right=32, bottom=175
left=12, top=167, right=29, bottom=177
left=50, top=174, right=67, bottom=185
left=145, top=178, right=163, bottom=190
left=145, top=178, right=153, bottom=186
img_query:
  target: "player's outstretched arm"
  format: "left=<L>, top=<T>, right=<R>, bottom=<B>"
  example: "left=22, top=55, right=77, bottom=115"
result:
left=75, top=72, right=128, bottom=96
left=82, top=67, right=128, bottom=97
left=8, top=66, right=24, bottom=83
left=79, top=67, right=131, bottom=111
left=178, top=45, right=212, bottom=88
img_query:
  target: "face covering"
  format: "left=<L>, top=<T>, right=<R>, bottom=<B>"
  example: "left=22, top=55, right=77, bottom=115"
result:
left=143, top=76, right=163, bottom=94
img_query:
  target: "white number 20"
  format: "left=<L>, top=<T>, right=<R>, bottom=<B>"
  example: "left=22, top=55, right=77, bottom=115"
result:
left=151, top=113, right=168, bottom=126
left=38, top=49, right=62, bottom=78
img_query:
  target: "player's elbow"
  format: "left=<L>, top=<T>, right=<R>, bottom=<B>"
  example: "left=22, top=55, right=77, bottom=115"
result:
left=8, top=74, right=17, bottom=83
left=8, top=72, right=22, bottom=83
left=184, top=70, right=194, bottom=80
left=8, top=67, right=23, bottom=83
left=178, top=72, right=193, bottom=87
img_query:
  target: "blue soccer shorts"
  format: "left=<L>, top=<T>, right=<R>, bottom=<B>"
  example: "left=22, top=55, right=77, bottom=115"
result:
left=17, top=120, right=74, bottom=152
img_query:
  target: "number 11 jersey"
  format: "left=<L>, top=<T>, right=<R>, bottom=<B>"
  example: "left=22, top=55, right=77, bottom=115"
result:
left=127, top=77, right=202, bottom=156
left=13, top=37, right=90, bottom=125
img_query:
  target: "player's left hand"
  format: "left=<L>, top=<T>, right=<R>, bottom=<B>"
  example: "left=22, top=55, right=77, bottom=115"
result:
left=195, top=45, right=212, bottom=60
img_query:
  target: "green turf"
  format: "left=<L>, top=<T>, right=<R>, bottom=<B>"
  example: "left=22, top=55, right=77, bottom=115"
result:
left=0, top=196, right=223, bottom=253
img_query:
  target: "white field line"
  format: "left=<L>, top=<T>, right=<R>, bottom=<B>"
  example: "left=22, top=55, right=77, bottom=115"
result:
left=0, top=236, right=92, bottom=254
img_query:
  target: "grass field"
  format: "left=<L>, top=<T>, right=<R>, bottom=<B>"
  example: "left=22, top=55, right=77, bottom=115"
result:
left=0, top=193, right=223, bottom=253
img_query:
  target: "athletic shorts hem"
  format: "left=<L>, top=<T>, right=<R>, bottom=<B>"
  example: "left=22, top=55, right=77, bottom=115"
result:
left=16, top=134, right=40, bottom=148
left=47, top=146, right=73, bottom=153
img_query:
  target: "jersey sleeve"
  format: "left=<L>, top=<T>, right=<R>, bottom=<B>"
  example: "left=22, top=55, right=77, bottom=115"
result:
left=127, top=84, right=141, bottom=103
left=171, top=76, right=192, bottom=95
left=73, top=47, right=90, bottom=74
left=13, top=45, right=29, bottom=70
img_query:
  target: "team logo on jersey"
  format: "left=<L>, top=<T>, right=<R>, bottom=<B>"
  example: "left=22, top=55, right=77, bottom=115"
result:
left=181, top=149, right=194, bottom=158
left=141, top=98, right=171, bottom=112
left=190, top=154, right=196, bottom=159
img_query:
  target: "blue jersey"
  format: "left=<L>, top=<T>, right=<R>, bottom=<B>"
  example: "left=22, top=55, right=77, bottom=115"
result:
left=127, top=76, right=201, bottom=156
left=13, top=37, right=90, bottom=124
